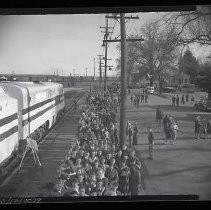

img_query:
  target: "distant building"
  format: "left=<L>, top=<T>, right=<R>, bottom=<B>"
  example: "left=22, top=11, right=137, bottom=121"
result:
left=168, top=72, right=190, bottom=87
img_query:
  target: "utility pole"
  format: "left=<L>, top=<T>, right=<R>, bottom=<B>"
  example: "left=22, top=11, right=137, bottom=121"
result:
left=94, top=58, right=95, bottom=80
left=103, top=14, right=143, bottom=149
left=119, top=13, right=127, bottom=149
left=100, top=19, right=114, bottom=92
left=104, top=18, right=108, bottom=92
left=97, top=55, right=103, bottom=88
left=86, top=68, right=88, bottom=77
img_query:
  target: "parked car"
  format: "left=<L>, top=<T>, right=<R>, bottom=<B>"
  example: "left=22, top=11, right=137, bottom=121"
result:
left=147, top=86, right=155, bottom=94
left=163, top=87, right=177, bottom=93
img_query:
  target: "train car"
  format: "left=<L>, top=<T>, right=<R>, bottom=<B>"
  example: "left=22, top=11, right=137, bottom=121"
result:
left=0, top=81, right=65, bottom=143
left=0, top=87, right=18, bottom=165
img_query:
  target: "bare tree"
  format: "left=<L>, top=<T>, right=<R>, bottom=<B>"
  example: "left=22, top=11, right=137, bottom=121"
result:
left=164, top=5, right=211, bottom=46
left=116, top=21, right=180, bottom=93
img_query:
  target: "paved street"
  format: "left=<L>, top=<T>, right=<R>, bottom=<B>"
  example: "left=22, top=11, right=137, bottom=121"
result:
left=123, top=91, right=211, bottom=200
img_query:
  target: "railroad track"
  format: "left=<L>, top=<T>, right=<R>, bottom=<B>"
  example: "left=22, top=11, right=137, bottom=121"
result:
left=0, top=90, right=87, bottom=188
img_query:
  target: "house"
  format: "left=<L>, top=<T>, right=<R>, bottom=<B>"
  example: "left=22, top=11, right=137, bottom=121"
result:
left=168, top=72, right=190, bottom=87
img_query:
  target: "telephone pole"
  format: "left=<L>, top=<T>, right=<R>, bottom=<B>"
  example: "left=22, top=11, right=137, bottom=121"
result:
left=103, top=14, right=144, bottom=149
left=97, top=55, right=103, bottom=88
left=119, top=13, right=127, bottom=149
left=94, top=58, right=95, bottom=80
left=100, top=19, right=114, bottom=92
left=104, top=18, right=108, bottom=92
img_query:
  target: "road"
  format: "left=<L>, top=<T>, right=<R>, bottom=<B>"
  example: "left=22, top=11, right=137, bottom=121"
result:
left=123, top=92, right=211, bottom=200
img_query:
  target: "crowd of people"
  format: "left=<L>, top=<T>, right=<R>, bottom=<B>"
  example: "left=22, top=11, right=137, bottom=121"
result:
left=130, top=89, right=149, bottom=107
left=53, top=86, right=143, bottom=197
left=155, top=105, right=179, bottom=145
left=171, top=93, right=195, bottom=106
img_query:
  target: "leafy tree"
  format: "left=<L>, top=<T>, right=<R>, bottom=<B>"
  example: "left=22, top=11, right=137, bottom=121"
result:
left=196, top=61, right=211, bottom=93
left=178, top=49, right=199, bottom=83
left=116, top=21, right=180, bottom=94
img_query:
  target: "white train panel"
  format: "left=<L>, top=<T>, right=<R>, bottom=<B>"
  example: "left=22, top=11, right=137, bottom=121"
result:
left=22, top=100, right=54, bottom=122
left=0, top=81, right=65, bottom=166
left=0, top=133, right=18, bottom=164
left=0, top=88, right=19, bottom=164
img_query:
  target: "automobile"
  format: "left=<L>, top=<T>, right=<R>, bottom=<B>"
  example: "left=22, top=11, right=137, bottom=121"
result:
left=147, top=86, right=155, bottom=94
left=163, top=87, right=177, bottom=93
left=194, top=97, right=209, bottom=111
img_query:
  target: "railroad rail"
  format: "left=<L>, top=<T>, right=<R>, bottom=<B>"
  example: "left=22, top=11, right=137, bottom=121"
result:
left=0, top=89, right=87, bottom=188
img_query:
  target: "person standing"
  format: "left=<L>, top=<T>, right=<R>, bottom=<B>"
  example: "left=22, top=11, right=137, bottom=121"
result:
left=176, top=95, right=179, bottom=107
left=170, top=121, right=179, bottom=145
left=163, top=115, right=168, bottom=142
left=186, top=93, right=189, bottom=102
left=156, top=105, right=163, bottom=124
left=141, top=93, right=144, bottom=103
left=148, top=128, right=154, bottom=160
left=129, top=159, right=142, bottom=195
left=132, top=123, right=138, bottom=146
left=172, top=95, right=176, bottom=106
left=105, top=158, right=119, bottom=186
left=191, top=95, right=195, bottom=102
left=145, top=93, right=148, bottom=103
left=181, top=94, right=185, bottom=104
left=137, top=95, right=140, bottom=108
left=128, top=123, right=133, bottom=148
left=118, top=159, right=131, bottom=195
left=130, top=95, right=134, bottom=104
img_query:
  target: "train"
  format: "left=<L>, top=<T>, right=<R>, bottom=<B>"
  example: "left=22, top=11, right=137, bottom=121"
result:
left=0, top=81, right=65, bottom=166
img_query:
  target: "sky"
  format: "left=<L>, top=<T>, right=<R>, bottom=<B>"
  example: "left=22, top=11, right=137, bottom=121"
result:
left=0, top=12, right=210, bottom=77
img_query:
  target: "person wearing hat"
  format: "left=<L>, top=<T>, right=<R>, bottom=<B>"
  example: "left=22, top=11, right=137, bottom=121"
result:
left=148, top=127, right=154, bottom=160
left=118, top=159, right=131, bottom=195
left=105, top=158, right=119, bottom=186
